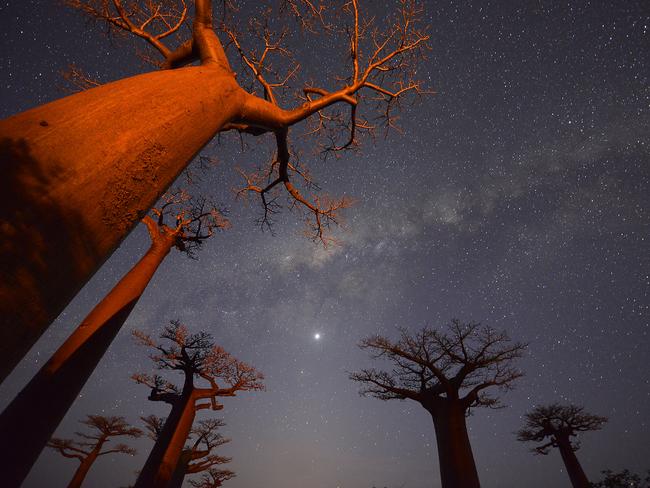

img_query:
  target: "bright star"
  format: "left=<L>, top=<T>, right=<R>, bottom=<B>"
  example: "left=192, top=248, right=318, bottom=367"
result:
left=314, top=333, right=321, bottom=340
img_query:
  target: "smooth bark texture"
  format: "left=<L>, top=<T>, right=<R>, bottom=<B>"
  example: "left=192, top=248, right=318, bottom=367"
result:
left=430, top=402, right=481, bottom=488
left=0, top=234, right=172, bottom=487
left=0, top=66, right=242, bottom=381
left=135, top=387, right=198, bottom=488
left=557, top=436, right=591, bottom=488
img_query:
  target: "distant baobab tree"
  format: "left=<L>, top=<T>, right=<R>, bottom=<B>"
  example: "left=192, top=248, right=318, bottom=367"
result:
left=132, top=321, right=264, bottom=488
left=516, top=403, right=608, bottom=488
left=0, top=0, right=431, bottom=380
left=0, top=191, right=226, bottom=487
left=188, top=468, right=236, bottom=488
left=350, top=320, right=527, bottom=488
left=591, top=469, right=650, bottom=488
left=47, top=415, right=142, bottom=488
left=142, top=414, right=167, bottom=441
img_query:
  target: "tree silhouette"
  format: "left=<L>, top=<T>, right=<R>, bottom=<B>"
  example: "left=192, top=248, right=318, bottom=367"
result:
left=47, top=415, right=142, bottom=488
left=132, top=320, right=264, bottom=488
left=142, top=414, right=167, bottom=441
left=0, top=0, right=431, bottom=380
left=0, top=191, right=226, bottom=487
left=591, top=469, right=650, bottom=488
left=188, top=468, right=236, bottom=488
left=350, top=320, right=526, bottom=488
left=517, top=403, right=608, bottom=488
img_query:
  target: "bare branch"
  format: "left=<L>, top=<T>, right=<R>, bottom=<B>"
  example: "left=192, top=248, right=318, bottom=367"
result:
left=351, top=321, right=526, bottom=412
left=516, top=403, right=608, bottom=454
left=48, top=415, right=142, bottom=465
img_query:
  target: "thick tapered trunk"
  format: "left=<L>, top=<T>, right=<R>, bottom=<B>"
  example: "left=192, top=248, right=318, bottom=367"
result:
left=430, top=403, right=481, bottom=488
left=168, top=450, right=192, bottom=488
left=135, top=387, right=198, bottom=488
left=0, top=239, right=172, bottom=487
left=0, top=65, right=243, bottom=381
left=66, top=451, right=99, bottom=488
left=557, top=437, right=590, bottom=488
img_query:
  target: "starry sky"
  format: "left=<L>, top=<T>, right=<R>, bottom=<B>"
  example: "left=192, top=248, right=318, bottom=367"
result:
left=1, top=1, right=649, bottom=487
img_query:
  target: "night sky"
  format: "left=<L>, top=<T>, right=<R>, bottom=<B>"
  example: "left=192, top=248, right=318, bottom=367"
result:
left=1, top=1, right=649, bottom=487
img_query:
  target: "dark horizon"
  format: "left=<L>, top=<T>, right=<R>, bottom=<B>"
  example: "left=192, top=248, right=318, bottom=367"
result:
left=0, top=1, right=648, bottom=487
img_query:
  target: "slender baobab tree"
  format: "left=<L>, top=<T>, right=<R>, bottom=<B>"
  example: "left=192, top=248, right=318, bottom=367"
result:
left=0, top=191, right=226, bottom=487
left=516, top=403, right=607, bottom=488
left=350, top=320, right=527, bottom=488
left=0, top=0, right=431, bottom=380
left=132, top=321, right=264, bottom=488
left=47, top=415, right=142, bottom=488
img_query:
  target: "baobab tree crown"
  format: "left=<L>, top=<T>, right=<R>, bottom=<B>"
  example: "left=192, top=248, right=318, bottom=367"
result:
left=48, top=415, right=143, bottom=464
left=144, top=188, right=229, bottom=258
left=351, top=320, right=527, bottom=412
left=64, top=0, right=431, bottom=243
left=133, top=320, right=265, bottom=403
left=516, top=403, right=608, bottom=454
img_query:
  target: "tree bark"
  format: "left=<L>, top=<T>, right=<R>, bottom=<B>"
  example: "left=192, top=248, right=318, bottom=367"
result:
left=430, top=402, right=481, bottom=488
left=135, top=386, right=198, bottom=488
left=66, top=450, right=100, bottom=488
left=0, top=235, right=173, bottom=487
left=168, top=450, right=192, bottom=488
left=556, top=436, right=590, bottom=488
left=0, top=65, right=243, bottom=381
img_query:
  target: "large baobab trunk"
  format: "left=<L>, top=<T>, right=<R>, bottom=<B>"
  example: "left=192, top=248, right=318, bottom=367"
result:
left=0, top=65, right=242, bottom=381
left=556, top=436, right=590, bottom=488
left=67, top=450, right=100, bottom=488
left=136, top=388, right=198, bottom=488
left=0, top=231, right=174, bottom=487
left=430, top=403, right=481, bottom=488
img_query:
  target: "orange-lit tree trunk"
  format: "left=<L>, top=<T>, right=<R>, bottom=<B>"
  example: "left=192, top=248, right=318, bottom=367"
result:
left=136, top=382, right=203, bottom=488
left=429, top=401, right=481, bottom=488
left=169, top=450, right=193, bottom=488
left=66, top=447, right=100, bottom=488
left=556, top=435, right=590, bottom=488
left=1, top=0, right=430, bottom=382
left=0, top=223, right=174, bottom=487
left=0, top=66, right=242, bottom=381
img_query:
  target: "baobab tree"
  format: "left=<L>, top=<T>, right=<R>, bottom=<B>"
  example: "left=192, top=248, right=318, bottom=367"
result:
left=132, top=320, right=264, bottom=488
left=143, top=414, right=167, bottom=441
left=0, top=191, right=226, bottom=487
left=142, top=415, right=234, bottom=488
left=516, top=403, right=608, bottom=488
left=47, top=415, right=142, bottom=488
left=172, top=419, right=234, bottom=488
left=591, top=469, right=650, bottom=488
left=189, top=468, right=236, bottom=488
left=350, top=320, right=527, bottom=488
left=0, top=0, right=431, bottom=380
